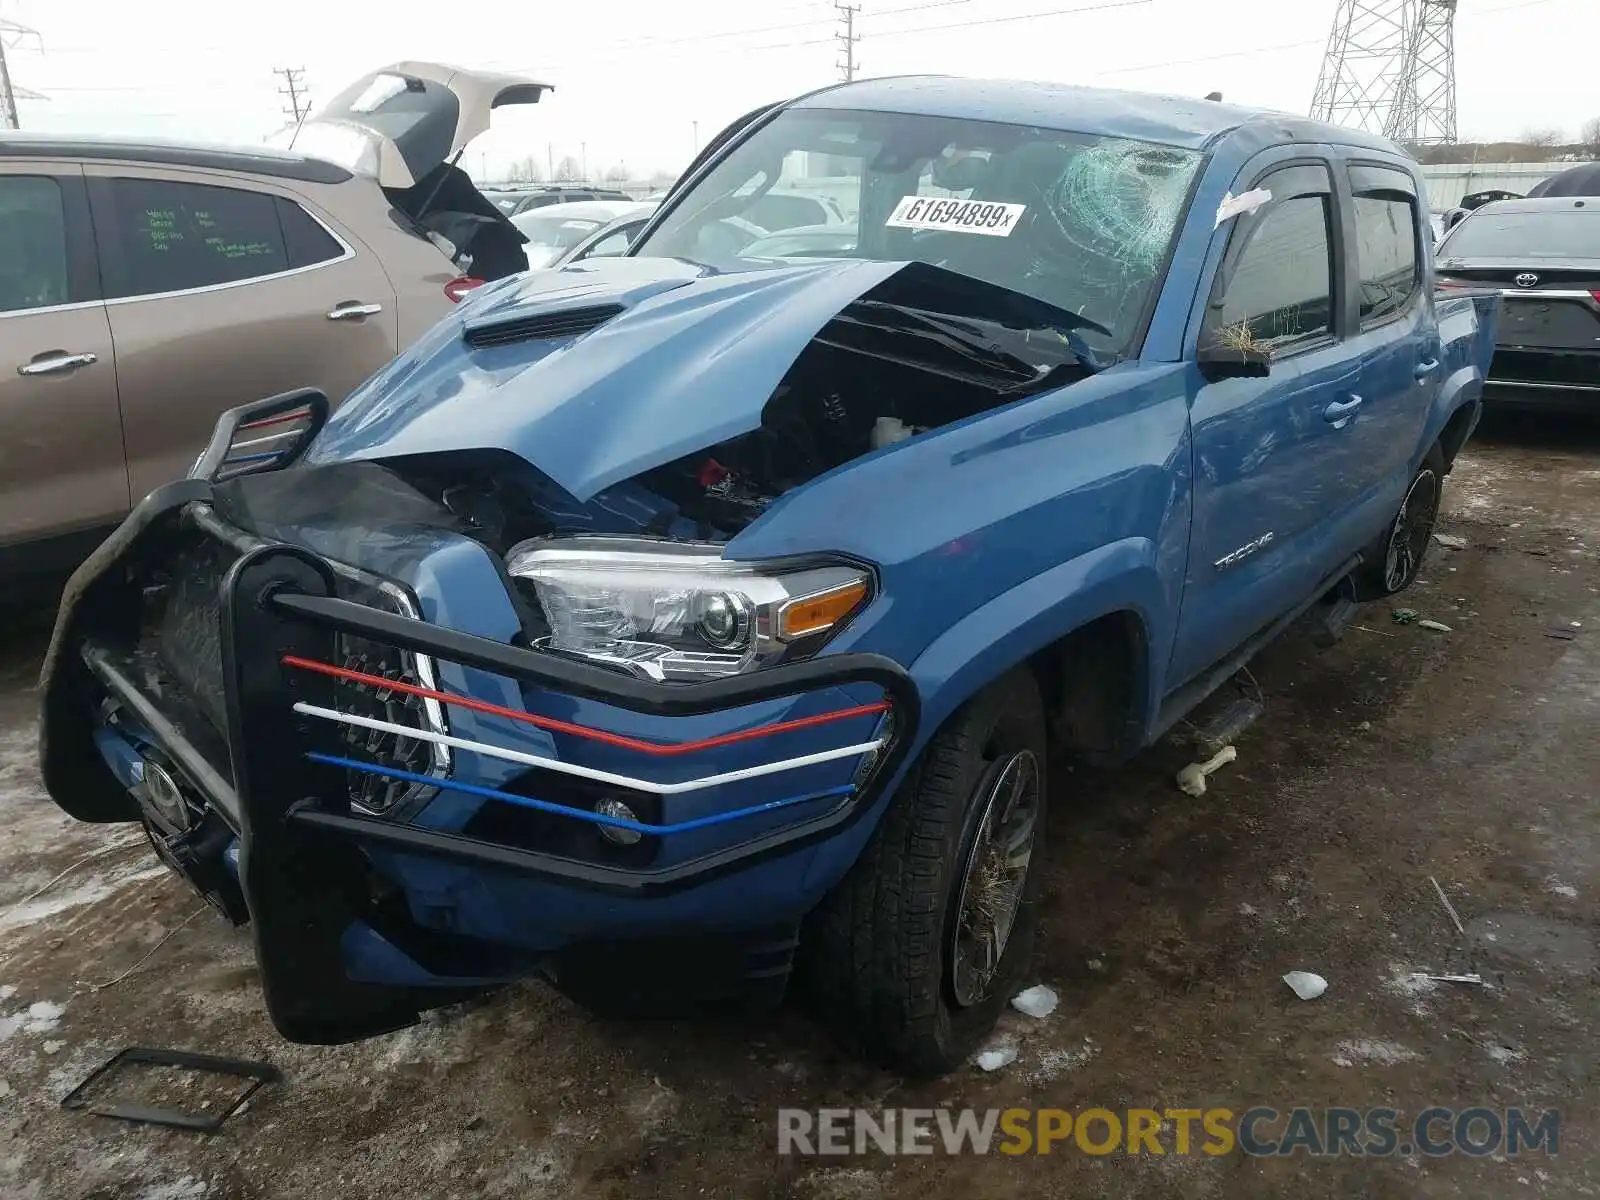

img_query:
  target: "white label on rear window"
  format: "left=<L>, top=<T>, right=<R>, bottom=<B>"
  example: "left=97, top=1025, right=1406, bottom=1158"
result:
left=885, top=196, right=1026, bottom=237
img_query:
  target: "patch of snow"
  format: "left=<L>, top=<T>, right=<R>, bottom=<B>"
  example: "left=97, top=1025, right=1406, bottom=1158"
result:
left=1331, top=1039, right=1419, bottom=1067
left=974, top=1043, right=1018, bottom=1072
left=1486, top=1044, right=1525, bottom=1065
left=0, top=986, right=14, bottom=1003
left=0, top=861, right=168, bottom=935
left=1383, top=963, right=1439, bottom=1014
left=797, top=1168, right=886, bottom=1199
left=1546, top=880, right=1579, bottom=899
left=1283, top=971, right=1327, bottom=1000
left=1010, top=985, right=1058, bottom=1019
left=136, top=1179, right=209, bottom=1200
left=1029, top=1038, right=1098, bottom=1082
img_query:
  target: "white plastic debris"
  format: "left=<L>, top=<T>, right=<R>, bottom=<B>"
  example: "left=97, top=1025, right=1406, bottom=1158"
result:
left=974, top=1044, right=1018, bottom=1072
left=1215, top=187, right=1272, bottom=226
left=1417, top=619, right=1453, bottom=632
left=1177, top=745, right=1237, bottom=797
left=0, top=1079, right=10, bottom=1099
left=1410, top=972, right=1484, bottom=986
left=1011, top=985, right=1059, bottom=1019
left=1283, top=971, right=1328, bottom=1000
left=1433, top=533, right=1468, bottom=550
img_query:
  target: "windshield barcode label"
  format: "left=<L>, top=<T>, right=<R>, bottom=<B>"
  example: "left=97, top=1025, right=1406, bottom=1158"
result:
left=885, top=197, right=1026, bottom=237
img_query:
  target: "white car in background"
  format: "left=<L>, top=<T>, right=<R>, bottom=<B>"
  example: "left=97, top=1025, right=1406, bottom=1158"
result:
left=511, top=200, right=652, bottom=268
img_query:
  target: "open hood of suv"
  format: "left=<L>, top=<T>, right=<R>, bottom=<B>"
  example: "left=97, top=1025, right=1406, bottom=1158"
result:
left=270, top=61, right=551, bottom=189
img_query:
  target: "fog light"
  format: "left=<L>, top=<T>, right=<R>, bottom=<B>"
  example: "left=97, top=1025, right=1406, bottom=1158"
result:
left=594, top=797, right=644, bottom=845
left=140, top=759, right=189, bottom=831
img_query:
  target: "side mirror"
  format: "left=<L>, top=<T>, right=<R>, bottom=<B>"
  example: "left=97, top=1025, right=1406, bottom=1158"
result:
left=1197, top=342, right=1272, bottom=381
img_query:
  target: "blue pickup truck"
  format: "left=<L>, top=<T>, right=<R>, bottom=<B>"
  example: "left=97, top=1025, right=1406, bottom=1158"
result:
left=40, top=77, right=1499, bottom=1075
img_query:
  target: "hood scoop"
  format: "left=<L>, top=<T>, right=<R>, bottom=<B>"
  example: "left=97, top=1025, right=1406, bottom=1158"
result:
left=463, top=303, right=624, bottom=349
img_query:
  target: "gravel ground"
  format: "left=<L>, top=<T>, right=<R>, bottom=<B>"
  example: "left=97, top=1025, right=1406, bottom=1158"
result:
left=1, top=411, right=1596, bottom=1199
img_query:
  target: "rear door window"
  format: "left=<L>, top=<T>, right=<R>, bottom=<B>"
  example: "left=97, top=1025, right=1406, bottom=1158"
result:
left=101, top=178, right=294, bottom=298
left=0, top=176, right=71, bottom=313
left=1349, top=165, right=1421, bottom=324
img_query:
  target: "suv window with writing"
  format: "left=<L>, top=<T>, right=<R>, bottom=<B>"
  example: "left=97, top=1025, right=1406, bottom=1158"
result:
left=106, top=179, right=292, bottom=298
left=1354, top=194, right=1419, bottom=322
left=1205, top=189, right=1335, bottom=353
left=0, top=176, right=70, bottom=314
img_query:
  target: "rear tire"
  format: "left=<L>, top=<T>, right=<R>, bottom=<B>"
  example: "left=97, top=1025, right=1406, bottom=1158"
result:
left=801, top=669, right=1048, bottom=1077
left=1355, top=443, right=1446, bottom=599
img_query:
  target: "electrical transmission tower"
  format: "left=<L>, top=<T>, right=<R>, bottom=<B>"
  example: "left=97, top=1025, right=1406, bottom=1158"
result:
left=0, top=15, right=45, bottom=130
left=275, top=66, right=310, bottom=123
left=835, top=1, right=860, bottom=82
left=1311, top=0, right=1458, bottom=146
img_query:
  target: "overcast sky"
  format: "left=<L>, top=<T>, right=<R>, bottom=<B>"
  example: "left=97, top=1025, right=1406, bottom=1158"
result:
left=5, top=0, right=1596, bottom=180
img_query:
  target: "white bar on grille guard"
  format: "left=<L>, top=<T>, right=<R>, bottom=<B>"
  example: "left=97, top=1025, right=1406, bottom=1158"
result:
left=293, top=702, right=885, bottom=795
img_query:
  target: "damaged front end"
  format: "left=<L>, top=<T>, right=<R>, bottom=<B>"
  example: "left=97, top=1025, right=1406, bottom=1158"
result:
left=39, top=257, right=1093, bottom=1043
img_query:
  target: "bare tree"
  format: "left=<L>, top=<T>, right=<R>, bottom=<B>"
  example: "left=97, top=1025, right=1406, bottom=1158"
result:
left=601, top=163, right=629, bottom=184
left=1581, top=116, right=1600, bottom=158
left=505, top=155, right=545, bottom=183
left=1519, top=127, right=1564, bottom=151
left=553, top=154, right=583, bottom=181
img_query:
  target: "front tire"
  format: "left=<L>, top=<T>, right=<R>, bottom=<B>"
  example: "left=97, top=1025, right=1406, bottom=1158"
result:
left=802, top=669, right=1048, bottom=1077
left=1356, top=443, right=1445, bottom=599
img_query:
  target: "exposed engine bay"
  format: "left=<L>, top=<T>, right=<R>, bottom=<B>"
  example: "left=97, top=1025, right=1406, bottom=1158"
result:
left=213, top=266, right=1100, bottom=560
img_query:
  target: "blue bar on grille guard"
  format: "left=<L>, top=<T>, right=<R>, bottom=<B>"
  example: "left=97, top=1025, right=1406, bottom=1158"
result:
left=307, top=752, right=856, bottom=835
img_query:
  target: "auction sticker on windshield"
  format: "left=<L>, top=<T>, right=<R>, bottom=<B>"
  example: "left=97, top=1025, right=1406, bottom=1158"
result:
left=886, top=196, right=1027, bottom=237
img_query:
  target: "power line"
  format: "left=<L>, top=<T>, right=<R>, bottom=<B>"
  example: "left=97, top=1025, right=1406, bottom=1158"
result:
left=275, top=65, right=309, bottom=123
left=849, top=0, right=1152, bottom=44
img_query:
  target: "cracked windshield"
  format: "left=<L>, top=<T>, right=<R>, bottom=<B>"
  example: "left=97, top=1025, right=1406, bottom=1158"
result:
left=635, top=109, right=1203, bottom=355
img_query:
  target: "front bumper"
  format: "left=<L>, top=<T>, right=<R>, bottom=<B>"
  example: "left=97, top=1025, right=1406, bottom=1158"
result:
left=40, top=474, right=917, bottom=1044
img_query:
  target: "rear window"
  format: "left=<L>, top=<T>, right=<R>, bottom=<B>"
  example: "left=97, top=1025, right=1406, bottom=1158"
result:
left=514, top=214, right=607, bottom=250
left=1441, top=209, right=1600, bottom=260
left=742, top=193, right=827, bottom=231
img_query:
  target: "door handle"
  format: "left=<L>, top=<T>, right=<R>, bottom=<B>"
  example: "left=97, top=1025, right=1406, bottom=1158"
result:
left=1323, top=395, right=1364, bottom=426
left=18, top=351, right=99, bottom=377
left=1414, top=358, right=1441, bottom=379
left=326, top=302, right=384, bottom=321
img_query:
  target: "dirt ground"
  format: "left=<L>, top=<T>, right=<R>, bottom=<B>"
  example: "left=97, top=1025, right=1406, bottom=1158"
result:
left=1, top=411, right=1596, bottom=1200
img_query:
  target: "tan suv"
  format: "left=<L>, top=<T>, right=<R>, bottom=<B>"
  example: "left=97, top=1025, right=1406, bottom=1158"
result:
left=0, top=61, right=547, bottom=590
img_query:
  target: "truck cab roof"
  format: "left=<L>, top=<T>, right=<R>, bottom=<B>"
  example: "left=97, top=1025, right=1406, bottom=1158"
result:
left=796, top=75, right=1407, bottom=157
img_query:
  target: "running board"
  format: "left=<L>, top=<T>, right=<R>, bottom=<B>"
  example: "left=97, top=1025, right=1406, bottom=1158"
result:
left=1150, top=555, right=1361, bottom=745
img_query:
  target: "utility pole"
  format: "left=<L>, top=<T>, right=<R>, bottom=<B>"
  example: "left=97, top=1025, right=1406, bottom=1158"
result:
left=275, top=66, right=310, bottom=124
left=835, top=1, right=860, bottom=82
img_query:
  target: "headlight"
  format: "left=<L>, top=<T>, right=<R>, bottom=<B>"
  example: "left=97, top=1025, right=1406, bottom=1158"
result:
left=506, top=537, right=871, bottom=682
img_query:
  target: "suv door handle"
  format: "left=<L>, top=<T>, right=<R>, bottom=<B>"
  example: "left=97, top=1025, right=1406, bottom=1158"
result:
left=18, top=351, right=99, bottom=377
left=326, top=302, right=384, bottom=321
left=1323, top=395, right=1364, bottom=425
left=1414, top=358, right=1441, bottom=379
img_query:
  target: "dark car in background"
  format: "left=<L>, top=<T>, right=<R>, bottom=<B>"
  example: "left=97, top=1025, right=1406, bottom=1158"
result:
left=1436, top=197, right=1600, bottom=411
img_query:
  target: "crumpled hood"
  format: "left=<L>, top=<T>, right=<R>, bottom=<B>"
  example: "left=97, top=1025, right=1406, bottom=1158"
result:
left=306, top=255, right=914, bottom=500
